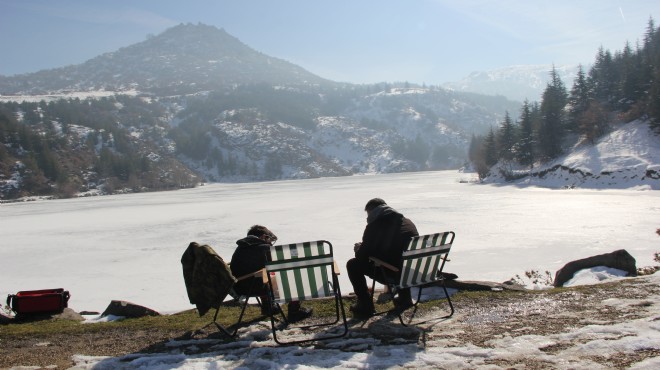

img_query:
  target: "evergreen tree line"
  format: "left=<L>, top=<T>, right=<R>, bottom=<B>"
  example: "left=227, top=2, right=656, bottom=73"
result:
left=0, top=96, right=198, bottom=199
left=470, top=18, right=660, bottom=179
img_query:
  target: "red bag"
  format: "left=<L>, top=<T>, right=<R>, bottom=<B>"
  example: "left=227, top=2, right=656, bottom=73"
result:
left=6, top=288, right=70, bottom=315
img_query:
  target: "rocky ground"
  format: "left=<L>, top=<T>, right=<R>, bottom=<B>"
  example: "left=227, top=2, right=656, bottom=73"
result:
left=1, top=274, right=658, bottom=369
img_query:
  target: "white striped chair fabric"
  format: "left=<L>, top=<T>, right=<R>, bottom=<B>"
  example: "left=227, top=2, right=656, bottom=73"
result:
left=266, top=240, right=336, bottom=304
left=397, top=231, right=454, bottom=289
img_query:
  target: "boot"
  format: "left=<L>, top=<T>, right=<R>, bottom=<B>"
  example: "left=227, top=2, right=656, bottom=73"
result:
left=393, top=288, right=413, bottom=311
left=259, top=294, right=281, bottom=316
left=349, top=299, right=375, bottom=319
left=287, top=301, right=313, bottom=322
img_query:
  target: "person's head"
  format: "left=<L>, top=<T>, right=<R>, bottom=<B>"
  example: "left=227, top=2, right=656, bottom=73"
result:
left=364, top=198, right=386, bottom=212
left=247, top=225, right=278, bottom=244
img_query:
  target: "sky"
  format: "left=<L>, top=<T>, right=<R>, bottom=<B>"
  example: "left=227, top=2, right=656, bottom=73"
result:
left=1, top=1, right=659, bottom=85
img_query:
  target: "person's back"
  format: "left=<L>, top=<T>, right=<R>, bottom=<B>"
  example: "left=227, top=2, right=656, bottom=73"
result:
left=357, top=204, right=418, bottom=269
left=230, top=235, right=270, bottom=294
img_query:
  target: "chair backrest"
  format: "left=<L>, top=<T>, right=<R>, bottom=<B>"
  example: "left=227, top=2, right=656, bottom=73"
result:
left=265, top=240, right=336, bottom=304
left=398, top=231, right=455, bottom=289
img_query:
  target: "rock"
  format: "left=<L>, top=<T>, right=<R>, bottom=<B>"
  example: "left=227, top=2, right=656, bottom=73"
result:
left=553, top=249, right=637, bottom=287
left=101, top=300, right=160, bottom=318
left=637, top=266, right=660, bottom=276
left=0, top=312, right=13, bottom=324
left=442, top=280, right=524, bottom=291
left=52, top=308, right=85, bottom=321
left=79, top=311, right=100, bottom=315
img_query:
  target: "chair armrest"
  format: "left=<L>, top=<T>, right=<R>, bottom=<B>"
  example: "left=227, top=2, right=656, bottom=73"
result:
left=369, top=257, right=399, bottom=272
left=235, top=268, right=265, bottom=282
left=333, top=261, right=341, bottom=275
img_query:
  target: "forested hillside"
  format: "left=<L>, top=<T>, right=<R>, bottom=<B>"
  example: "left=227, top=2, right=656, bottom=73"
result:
left=0, top=97, right=200, bottom=199
left=470, top=18, right=660, bottom=181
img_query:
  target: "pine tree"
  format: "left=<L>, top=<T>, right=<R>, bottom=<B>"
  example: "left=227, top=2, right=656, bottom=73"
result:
left=497, top=111, right=517, bottom=161
left=568, top=65, right=591, bottom=132
left=468, top=134, right=482, bottom=164
left=483, top=127, right=498, bottom=167
left=617, top=41, right=644, bottom=111
left=516, top=100, right=535, bottom=167
left=648, top=65, right=660, bottom=128
left=645, top=18, right=660, bottom=127
left=588, top=47, right=617, bottom=108
left=538, top=67, right=568, bottom=160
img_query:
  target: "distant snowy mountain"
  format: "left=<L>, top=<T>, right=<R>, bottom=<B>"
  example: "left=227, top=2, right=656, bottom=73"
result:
left=444, top=64, right=581, bottom=102
left=483, top=120, right=660, bottom=190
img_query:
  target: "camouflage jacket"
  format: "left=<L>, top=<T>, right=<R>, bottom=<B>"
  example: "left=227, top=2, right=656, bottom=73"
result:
left=181, top=242, right=237, bottom=316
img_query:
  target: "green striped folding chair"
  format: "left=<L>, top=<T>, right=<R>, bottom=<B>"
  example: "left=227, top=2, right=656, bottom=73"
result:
left=370, top=231, right=455, bottom=326
left=264, top=240, right=348, bottom=345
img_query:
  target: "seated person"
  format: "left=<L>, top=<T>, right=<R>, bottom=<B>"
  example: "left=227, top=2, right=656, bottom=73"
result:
left=230, top=225, right=312, bottom=322
left=346, top=198, right=419, bottom=318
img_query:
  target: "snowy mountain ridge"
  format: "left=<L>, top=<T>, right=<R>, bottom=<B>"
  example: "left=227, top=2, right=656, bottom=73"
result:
left=444, top=64, right=582, bottom=102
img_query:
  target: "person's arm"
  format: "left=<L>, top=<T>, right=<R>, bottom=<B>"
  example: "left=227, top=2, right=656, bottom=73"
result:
left=355, top=225, right=376, bottom=260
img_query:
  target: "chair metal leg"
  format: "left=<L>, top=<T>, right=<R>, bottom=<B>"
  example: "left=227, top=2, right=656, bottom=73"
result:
left=270, top=280, right=349, bottom=345
left=397, top=280, right=455, bottom=326
left=212, top=303, right=239, bottom=338
left=440, top=279, right=455, bottom=317
left=397, top=285, right=423, bottom=326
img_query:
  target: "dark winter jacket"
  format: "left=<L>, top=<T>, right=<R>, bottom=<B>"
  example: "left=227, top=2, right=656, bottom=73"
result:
left=356, top=205, right=419, bottom=269
left=230, top=235, right=271, bottom=295
left=181, top=242, right=237, bottom=316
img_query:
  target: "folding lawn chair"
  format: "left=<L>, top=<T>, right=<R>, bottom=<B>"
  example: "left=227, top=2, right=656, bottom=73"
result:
left=370, top=231, right=455, bottom=326
left=211, top=268, right=286, bottom=338
left=181, top=242, right=286, bottom=339
left=264, top=240, right=348, bottom=345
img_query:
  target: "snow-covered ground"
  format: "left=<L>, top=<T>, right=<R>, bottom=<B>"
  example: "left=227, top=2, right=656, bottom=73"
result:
left=485, top=120, right=660, bottom=190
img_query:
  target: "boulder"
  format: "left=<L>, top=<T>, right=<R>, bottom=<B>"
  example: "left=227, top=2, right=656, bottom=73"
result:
left=553, top=249, right=637, bottom=287
left=101, top=300, right=160, bottom=318
left=443, top=280, right=526, bottom=291
left=0, top=311, right=12, bottom=324
left=52, top=308, right=85, bottom=321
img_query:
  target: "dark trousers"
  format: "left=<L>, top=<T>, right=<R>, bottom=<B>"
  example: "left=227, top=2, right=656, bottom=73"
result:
left=347, top=257, right=388, bottom=301
left=346, top=257, right=411, bottom=303
left=234, top=277, right=302, bottom=312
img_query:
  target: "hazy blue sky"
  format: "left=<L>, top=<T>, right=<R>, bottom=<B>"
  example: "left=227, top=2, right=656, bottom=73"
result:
left=1, top=0, right=658, bottom=84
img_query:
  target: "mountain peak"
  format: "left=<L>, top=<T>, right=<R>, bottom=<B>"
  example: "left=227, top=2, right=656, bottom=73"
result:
left=0, top=23, right=329, bottom=95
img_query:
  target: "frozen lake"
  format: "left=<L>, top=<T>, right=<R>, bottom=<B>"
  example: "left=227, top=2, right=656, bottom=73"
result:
left=1, top=170, right=658, bottom=313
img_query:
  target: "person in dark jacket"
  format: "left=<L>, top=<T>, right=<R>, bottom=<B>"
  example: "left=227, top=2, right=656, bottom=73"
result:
left=346, top=198, right=419, bottom=318
left=230, top=225, right=312, bottom=322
